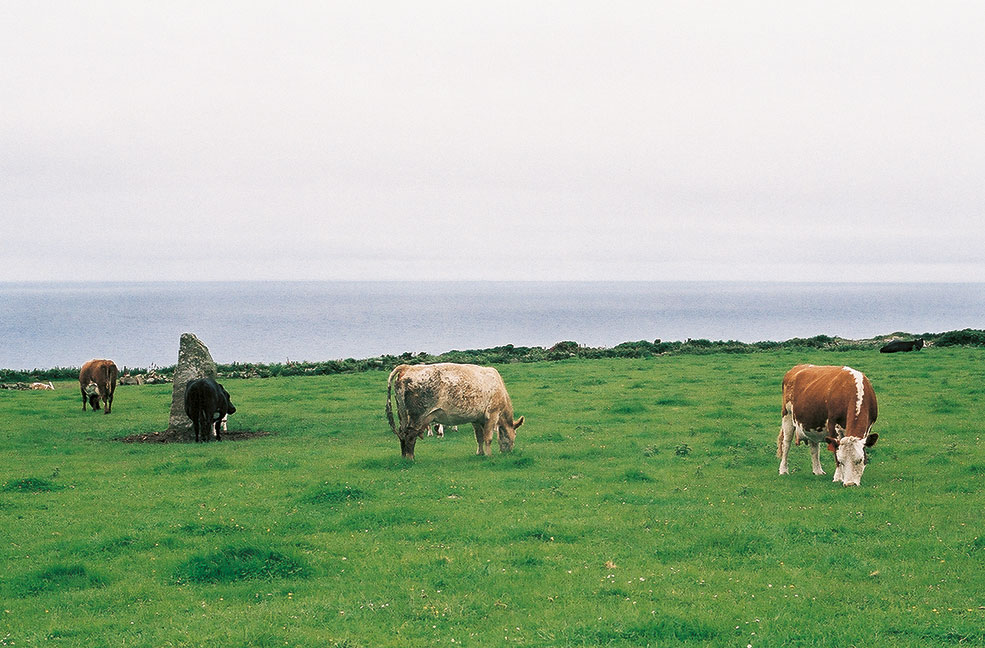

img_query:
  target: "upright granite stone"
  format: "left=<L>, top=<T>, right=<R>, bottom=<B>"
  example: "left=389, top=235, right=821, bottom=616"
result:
left=167, top=333, right=218, bottom=440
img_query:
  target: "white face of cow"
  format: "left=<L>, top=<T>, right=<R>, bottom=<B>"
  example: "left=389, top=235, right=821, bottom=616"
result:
left=829, top=434, right=878, bottom=486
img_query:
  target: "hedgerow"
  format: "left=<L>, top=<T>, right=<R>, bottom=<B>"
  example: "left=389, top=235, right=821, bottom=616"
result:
left=2, top=330, right=968, bottom=383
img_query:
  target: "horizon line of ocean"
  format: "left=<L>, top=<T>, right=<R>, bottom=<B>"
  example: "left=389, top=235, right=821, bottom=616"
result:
left=3, top=279, right=985, bottom=286
left=2, top=281, right=982, bottom=370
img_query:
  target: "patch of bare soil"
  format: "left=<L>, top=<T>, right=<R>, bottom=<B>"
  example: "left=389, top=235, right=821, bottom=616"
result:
left=116, top=429, right=273, bottom=443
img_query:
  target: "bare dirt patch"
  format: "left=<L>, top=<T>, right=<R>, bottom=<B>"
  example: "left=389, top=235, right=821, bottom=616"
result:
left=116, top=429, right=273, bottom=444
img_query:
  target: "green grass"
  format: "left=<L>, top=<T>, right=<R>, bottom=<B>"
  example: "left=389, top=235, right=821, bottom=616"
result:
left=1, top=348, right=984, bottom=646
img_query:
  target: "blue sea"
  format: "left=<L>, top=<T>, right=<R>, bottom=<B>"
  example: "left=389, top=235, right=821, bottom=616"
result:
left=1, top=282, right=983, bottom=370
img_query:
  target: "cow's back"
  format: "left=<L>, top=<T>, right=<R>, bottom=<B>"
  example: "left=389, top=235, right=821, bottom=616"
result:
left=394, top=363, right=510, bottom=421
left=80, top=359, right=118, bottom=387
left=782, top=364, right=876, bottom=431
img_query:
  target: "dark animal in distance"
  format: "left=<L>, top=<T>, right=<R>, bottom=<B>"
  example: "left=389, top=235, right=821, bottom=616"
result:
left=880, top=338, right=924, bottom=353
left=184, top=378, right=236, bottom=442
left=386, top=363, right=523, bottom=460
left=777, top=364, right=879, bottom=487
left=79, top=359, right=119, bottom=414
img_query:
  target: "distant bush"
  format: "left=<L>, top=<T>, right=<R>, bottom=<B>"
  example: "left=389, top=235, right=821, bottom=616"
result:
left=935, top=329, right=985, bottom=347
left=784, top=334, right=835, bottom=348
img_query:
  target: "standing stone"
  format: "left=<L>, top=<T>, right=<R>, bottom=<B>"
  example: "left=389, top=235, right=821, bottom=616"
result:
left=167, top=333, right=218, bottom=440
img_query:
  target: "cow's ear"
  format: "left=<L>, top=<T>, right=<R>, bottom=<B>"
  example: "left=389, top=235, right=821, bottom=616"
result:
left=865, top=433, right=878, bottom=447
left=513, top=416, right=524, bottom=429
left=825, top=436, right=839, bottom=451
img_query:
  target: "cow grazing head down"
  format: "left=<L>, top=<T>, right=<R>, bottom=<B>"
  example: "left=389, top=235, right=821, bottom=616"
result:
left=386, top=363, right=523, bottom=460
left=826, top=433, right=879, bottom=487
left=79, top=359, right=119, bottom=414
left=778, top=364, right=880, bottom=487
left=184, top=378, right=236, bottom=442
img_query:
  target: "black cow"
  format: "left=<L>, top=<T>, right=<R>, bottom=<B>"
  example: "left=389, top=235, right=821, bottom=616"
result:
left=184, top=378, right=236, bottom=442
left=879, top=339, right=924, bottom=353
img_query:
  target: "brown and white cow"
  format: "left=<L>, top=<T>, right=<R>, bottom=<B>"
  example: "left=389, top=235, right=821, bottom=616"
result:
left=777, top=364, right=879, bottom=486
left=386, top=363, right=523, bottom=460
left=79, top=359, right=119, bottom=414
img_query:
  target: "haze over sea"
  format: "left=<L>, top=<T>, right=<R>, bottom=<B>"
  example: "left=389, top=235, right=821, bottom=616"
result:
left=2, top=282, right=983, bottom=370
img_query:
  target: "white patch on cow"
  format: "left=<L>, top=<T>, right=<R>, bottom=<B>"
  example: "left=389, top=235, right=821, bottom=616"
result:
left=843, top=366, right=865, bottom=416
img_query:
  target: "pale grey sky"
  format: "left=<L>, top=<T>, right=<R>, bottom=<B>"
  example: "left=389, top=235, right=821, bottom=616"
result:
left=3, top=1, right=983, bottom=282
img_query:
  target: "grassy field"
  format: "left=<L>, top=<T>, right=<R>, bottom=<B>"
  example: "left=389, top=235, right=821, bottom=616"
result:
left=1, top=348, right=983, bottom=647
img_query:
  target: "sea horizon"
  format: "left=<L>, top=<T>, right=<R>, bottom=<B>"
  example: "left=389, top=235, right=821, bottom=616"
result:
left=2, top=280, right=983, bottom=370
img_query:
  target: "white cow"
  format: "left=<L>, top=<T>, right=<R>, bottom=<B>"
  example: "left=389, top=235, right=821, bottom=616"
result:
left=386, top=363, right=524, bottom=460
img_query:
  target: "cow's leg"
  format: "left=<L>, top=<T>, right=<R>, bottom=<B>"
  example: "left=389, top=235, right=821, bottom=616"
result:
left=827, top=421, right=842, bottom=482
left=808, top=441, right=825, bottom=475
left=196, top=412, right=208, bottom=442
left=778, top=412, right=795, bottom=475
left=81, top=386, right=87, bottom=411
left=395, top=407, right=416, bottom=458
left=214, top=418, right=222, bottom=442
left=480, top=419, right=496, bottom=456
left=472, top=423, right=485, bottom=456
left=400, top=434, right=417, bottom=460
left=102, top=388, right=112, bottom=414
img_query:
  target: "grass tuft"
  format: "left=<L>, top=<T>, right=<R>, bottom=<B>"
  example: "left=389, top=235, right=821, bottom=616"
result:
left=511, top=527, right=576, bottom=543
left=3, top=477, right=64, bottom=493
left=621, top=469, right=653, bottom=482
left=486, top=454, right=535, bottom=469
left=611, top=401, right=648, bottom=415
left=654, top=396, right=694, bottom=407
left=13, top=564, right=106, bottom=595
left=176, top=523, right=246, bottom=536
left=302, top=484, right=369, bottom=505
left=574, top=617, right=718, bottom=643
left=172, top=545, right=312, bottom=584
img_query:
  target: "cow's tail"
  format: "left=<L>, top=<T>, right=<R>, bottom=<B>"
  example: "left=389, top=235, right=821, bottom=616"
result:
left=777, top=399, right=793, bottom=458
left=385, top=367, right=398, bottom=435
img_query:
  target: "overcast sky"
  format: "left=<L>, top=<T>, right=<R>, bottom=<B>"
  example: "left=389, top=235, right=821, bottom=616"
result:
left=3, top=1, right=983, bottom=282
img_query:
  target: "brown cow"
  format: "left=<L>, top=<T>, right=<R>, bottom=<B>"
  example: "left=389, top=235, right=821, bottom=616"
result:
left=386, top=363, right=523, bottom=460
left=79, top=359, right=119, bottom=414
left=777, top=364, right=879, bottom=486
